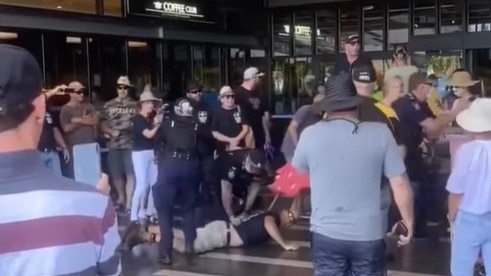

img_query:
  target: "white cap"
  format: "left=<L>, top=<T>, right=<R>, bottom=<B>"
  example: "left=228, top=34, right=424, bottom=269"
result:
left=218, top=86, right=233, bottom=98
left=67, top=81, right=85, bottom=90
left=243, top=67, right=265, bottom=80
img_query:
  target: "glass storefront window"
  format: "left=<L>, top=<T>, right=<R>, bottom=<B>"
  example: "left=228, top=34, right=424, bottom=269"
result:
left=413, top=1, right=437, bottom=36
left=388, top=4, right=409, bottom=48
left=339, top=7, right=360, bottom=52
left=294, top=11, right=313, bottom=56
left=104, top=0, right=122, bottom=17
left=272, top=59, right=291, bottom=114
left=128, top=41, right=161, bottom=98
left=273, top=13, right=292, bottom=57
left=0, top=30, right=43, bottom=75
left=440, top=0, right=463, bottom=33
left=0, top=0, right=96, bottom=14
left=44, top=34, right=88, bottom=89
left=467, top=0, right=491, bottom=33
left=316, top=10, right=337, bottom=54
left=229, top=48, right=246, bottom=87
left=162, top=44, right=192, bottom=102
left=88, top=37, right=127, bottom=102
left=192, top=45, right=220, bottom=97
left=363, top=5, right=384, bottom=52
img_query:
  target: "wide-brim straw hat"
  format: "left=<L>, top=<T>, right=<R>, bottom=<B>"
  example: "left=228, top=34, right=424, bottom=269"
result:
left=117, top=76, right=134, bottom=87
left=456, top=98, right=491, bottom=133
left=447, top=71, right=480, bottom=87
left=139, top=85, right=161, bottom=103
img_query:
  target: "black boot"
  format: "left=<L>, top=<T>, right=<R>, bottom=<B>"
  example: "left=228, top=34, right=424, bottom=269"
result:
left=159, top=254, right=172, bottom=265
left=184, top=243, right=194, bottom=255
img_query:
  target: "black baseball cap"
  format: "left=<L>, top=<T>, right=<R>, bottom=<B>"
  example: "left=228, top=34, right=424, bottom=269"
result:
left=352, top=66, right=376, bottom=83
left=0, top=44, right=43, bottom=115
left=186, top=81, right=202, bottom=93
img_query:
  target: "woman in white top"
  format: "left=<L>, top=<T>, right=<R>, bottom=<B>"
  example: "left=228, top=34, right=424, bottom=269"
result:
left=447, top=98, right=491, bottom=276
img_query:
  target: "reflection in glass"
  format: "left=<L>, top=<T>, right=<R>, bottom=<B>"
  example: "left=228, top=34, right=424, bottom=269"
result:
left=44, top=34, right=88, bottom=89
left=339, top=7, right=360, bottom=51
left=229, top=48, right=246, bottom=87
left=472, top=49, right=491, bottom=96
left=294, top=12, right=313, bottom=56
left=317, top=61, right=334, bottom=83
left=363, top=5, right=384, bottom=52
left=88, top=37, right=127, bottom=102
left=163, top=44, right=192, bottom=102
left=413, top=1, right=436, bottom=35
left=295, top=57, right=314, bottom=107
left=273, top=13, right=292, bottom=56
left=0, top=30, right=43, bottom=73
left=272, top=59, right=291, bottom=114
left=440, top=1, right=463, bottom=33
left=0, top=0, right=96, bottom=14
left=128, top=41, right=161, bottom=98
left=388, top=4, right=409, bottom=48
left=104, top=0, right=122, bottom=17
left=467, top=0, right=491, bottom=33
left=192, top=46, right=220, bottom=96
left=316, top=10, right=337, bottom=54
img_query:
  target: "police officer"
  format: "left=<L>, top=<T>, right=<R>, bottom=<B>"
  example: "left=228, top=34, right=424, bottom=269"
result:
left=185, top=81, right=217, bottom=205
left=153, top=98, right=202, bottom=265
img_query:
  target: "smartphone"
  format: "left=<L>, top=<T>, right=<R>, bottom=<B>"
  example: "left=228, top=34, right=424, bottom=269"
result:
left=73, top=143, right=102, bottom=187
left=395, top=221, right=408, bottom=236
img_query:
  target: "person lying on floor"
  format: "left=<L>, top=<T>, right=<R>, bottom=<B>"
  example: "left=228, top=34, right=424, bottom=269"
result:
left=123, top=209, right=299, bottom=253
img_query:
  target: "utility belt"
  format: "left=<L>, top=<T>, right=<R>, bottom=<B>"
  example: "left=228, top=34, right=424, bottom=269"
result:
left=39, top=147, right=57, bottom=153
left=164, top=149, right=198, bottom=160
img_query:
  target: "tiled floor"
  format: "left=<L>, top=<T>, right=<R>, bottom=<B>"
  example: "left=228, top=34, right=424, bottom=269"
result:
left=121, top=219, right=451, bottom=276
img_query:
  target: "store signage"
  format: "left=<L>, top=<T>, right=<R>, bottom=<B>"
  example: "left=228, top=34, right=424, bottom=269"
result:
left=149, top=1, right=203, bottom=18
left=127, top=0, right=209, bottom=21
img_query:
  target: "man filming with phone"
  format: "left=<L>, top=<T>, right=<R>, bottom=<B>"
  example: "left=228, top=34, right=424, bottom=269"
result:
left=60, top=81, right=98, bottom=179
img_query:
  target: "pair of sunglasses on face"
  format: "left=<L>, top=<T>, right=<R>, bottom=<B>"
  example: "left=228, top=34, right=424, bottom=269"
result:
left=222, top=94, right=234, bottom=99
left=188, top=89, right=202, bottom=94
left=117, top=86, right=130, bottom=90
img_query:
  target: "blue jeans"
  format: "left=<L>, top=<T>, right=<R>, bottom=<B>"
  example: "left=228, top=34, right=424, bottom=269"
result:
left=311, top=232, right=386, bottom=276
left=451, top=210, right=491, bottom=276
left=40, top=151, right=62, bottom=176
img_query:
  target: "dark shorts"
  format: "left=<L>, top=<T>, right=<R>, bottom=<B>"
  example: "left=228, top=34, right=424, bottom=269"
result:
left=107, top=149, right=134, bottom=176
left=311, top=232, right=386, bottom=276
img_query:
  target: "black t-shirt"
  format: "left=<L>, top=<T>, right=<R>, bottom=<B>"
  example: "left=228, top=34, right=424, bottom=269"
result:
left=235, top=211, right=279, bottom=245
left=392, top=94, right=434, bottom=181
left=358, top=96, right=404, bottom=145
left=211, top=106, right=247, bottom=150
left=190, top=99, right=214, bottom=155
left=38, top=111, right=58, bottom=151
left=132, top=114, right=155, bottom=151
left=216, top=149, right=251, bottom=184
left=332, top=54, right=374, bottom=76
left=234, top=86, right=267, bottom=147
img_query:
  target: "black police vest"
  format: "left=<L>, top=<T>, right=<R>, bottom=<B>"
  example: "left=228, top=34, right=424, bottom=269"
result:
left=163, top=118, right=199, bottom=154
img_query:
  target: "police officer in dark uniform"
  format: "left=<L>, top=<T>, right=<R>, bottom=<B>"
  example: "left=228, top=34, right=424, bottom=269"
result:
left=153, top=98, right=202, bottom=265
left=185, top=81, right=217, bottom=205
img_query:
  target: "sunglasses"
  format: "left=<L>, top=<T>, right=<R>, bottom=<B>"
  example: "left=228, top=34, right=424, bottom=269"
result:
left=347, top=41, right=360, bottom=45
left=188, top=89, right=202, bottom=94
left=117, top=86, right=129, bottom=90
left=222, top=94, right=234, bottom=99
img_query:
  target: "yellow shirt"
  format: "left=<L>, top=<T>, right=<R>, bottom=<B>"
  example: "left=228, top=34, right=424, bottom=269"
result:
left=426, top=87, right=441, bottom=115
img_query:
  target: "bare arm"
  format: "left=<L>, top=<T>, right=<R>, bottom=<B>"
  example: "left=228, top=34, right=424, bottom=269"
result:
left=447, top=193, right=463, bottom=222
left=389, top=173, right=414, bottom=234
left=142, top=126, right=160, bottom=139
left=234, top=124, right=250, bottom=141
left=53, top=127, right=68, bottom=149
left=263, top=216, right=292, bottom=250
left=287, top=120, right=300, bottom=146
left=212, top=131, right=234, bottom=143
left=262, top=111, right=272, bottom=142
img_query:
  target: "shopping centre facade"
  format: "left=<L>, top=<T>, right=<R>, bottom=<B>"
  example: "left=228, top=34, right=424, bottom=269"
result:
left=0, top=0, right=490, bottom=117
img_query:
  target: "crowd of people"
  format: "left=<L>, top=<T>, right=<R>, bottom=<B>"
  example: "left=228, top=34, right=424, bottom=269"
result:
left=0, top=30, right=490, bottom=276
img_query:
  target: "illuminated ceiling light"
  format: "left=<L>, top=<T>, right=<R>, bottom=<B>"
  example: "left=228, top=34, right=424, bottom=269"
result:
left=128, top=41, right=147, bottom=48
left=0, top=32, right=18, bottom=39
left=57, top=6, right=62, bottom=9
left=66, top=36, right=82, bottom=44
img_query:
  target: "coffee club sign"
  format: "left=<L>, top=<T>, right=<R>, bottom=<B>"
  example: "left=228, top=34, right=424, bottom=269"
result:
left=147, top=1, right=204, bottom=19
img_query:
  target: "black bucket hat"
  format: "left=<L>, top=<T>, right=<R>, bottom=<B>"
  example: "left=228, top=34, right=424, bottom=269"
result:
left=312, top=74, right=361, bottom=113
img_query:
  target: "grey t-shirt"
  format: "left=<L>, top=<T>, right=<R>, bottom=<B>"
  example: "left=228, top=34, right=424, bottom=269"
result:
left=60, top=104, right=97, bottom=149
left=292, top=120, right=406, bottom=241
left=281, top=105, right=320, bottom=161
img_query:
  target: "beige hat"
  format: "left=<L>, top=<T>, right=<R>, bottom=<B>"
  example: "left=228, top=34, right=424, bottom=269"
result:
left=218, top=85, right=234, bottom=98
left=68, top=81, right=85, bottom=90
left=448, top=71, right=479, bottom=87
left=139, top=84, right=161, bottom=103
left=117, top=76, right=133, bottom=87
left=456, top=98, right=491, bottom=133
